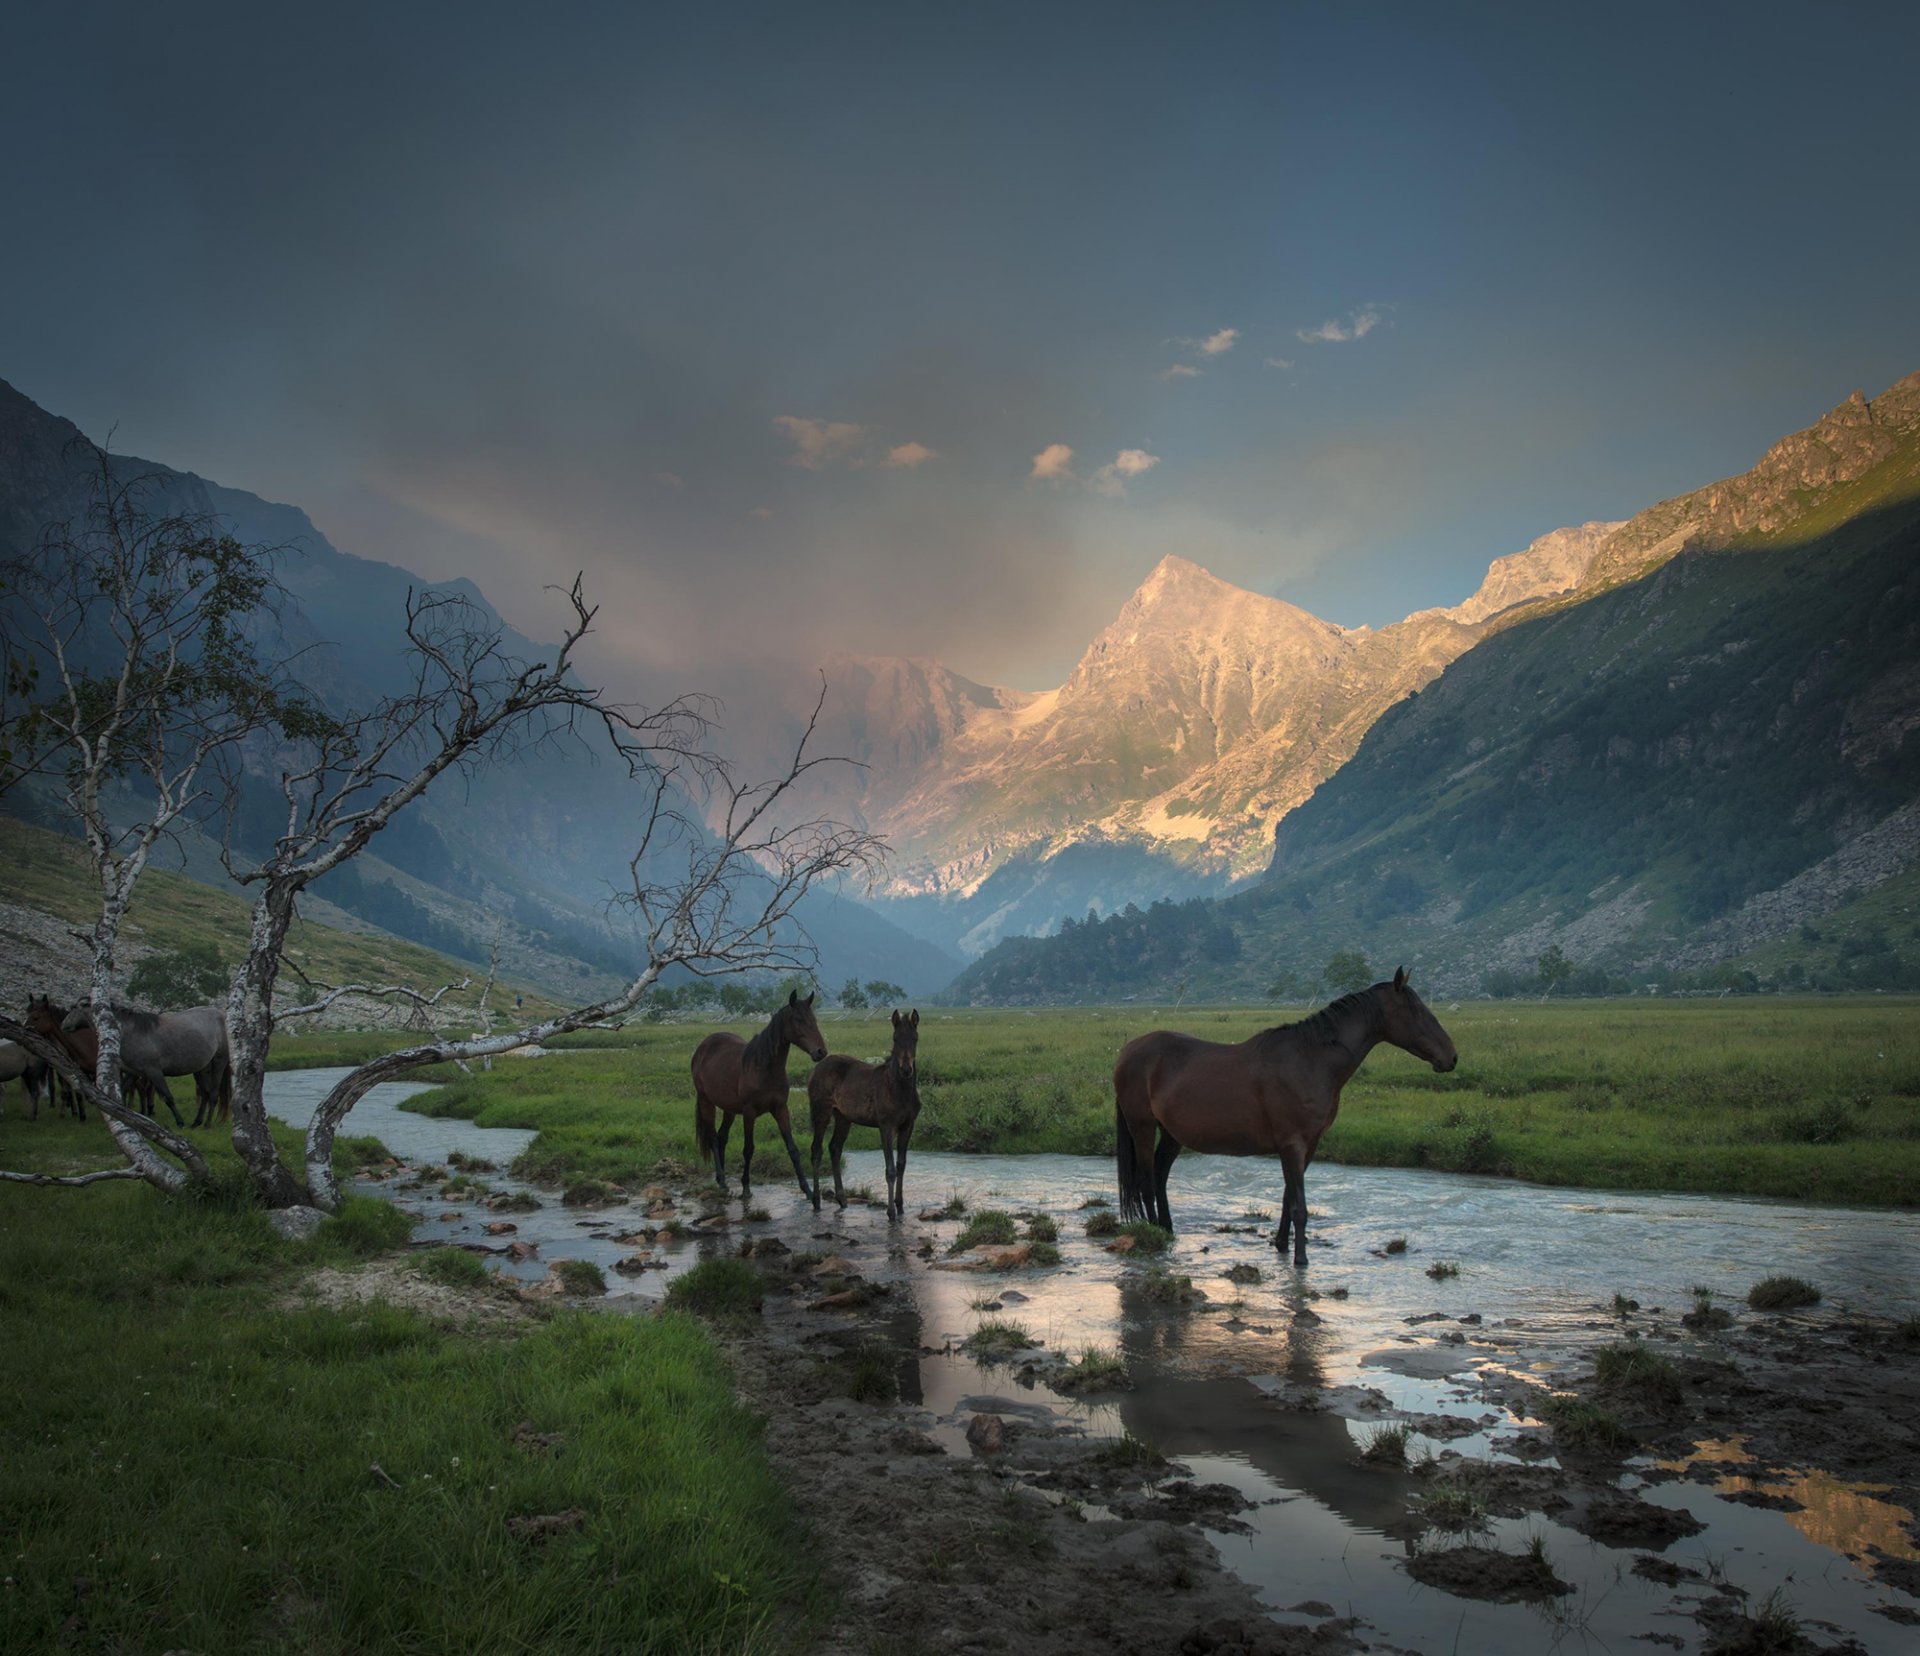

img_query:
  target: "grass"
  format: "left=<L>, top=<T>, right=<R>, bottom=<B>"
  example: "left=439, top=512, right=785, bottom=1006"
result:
left=552, top=1259, right=608, bottom=1296
left=414, top=1247, right=493, bottom=1290
left=1052, top=1345, right=1128, bottom=1394
left=1362, top=1424, right=1409, bottom=1465
left=1425, top=1259, right=1460, bottom=1280
left=1592, top=1342, right=1685, bottom=1408
left=662, top=1258, right=764, bottom=1318
left=1022, top=1212, right=1059, bottom=1244
left=963, top=1318, right=1037, bottom=1357
left=1747, top=1274, right=1821, bottom=1310
left=948, top=1209, right=1018, bottom=1253
left=1539, top=1393, right=1630, bottom=1452
left=320, top=1000, right=1920, bottom=1208
left=1127, top=1266, right=1202, bottom=1305
left=0, top=1128, right=811, bottom=1653
left=1114, top=1221, right=1172, bottom=1255
left=1083, top=1210, right=1120, bottom=1238
left=1092, top=1430, right=1165, bottom=1470
left=1383, top=1236, right=1409, bottom=1254
left=1416, top=1481, right=1488, bottom=1534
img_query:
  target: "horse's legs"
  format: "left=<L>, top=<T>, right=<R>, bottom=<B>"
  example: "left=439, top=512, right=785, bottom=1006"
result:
left=828, top=1116, right=852, bottom=1209
left=149, top=1073, right=184, bottom=1127
left=1273, top=1146, right=1309, bottom=1268
left=808, top=1108, right=828, bottom=1211
left=893, top=1121, right=914, bottom=1219
left=770, top=1101, right=813, bottom=1203
left=879, top=1124, right=898, bottom=1222
left=1151, top=1130, right=1181, bottom=1234
left=739, top=1114, right=757, bottom=1200
left=711, top=1110, right=734, bottom=1190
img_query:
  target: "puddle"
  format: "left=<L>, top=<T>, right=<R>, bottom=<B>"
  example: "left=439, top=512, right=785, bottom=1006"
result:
left=267, top=1068, right=1920, bottom=1650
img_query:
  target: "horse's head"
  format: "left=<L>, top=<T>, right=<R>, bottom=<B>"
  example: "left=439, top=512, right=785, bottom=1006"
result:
left=889, top=1008, right=920, bottom=1081
left=783, top=989, right=827, bottom=1063
left=26, top=995, right=62, bottom=1037
left=1381, top=967, right=1457, bottom=1072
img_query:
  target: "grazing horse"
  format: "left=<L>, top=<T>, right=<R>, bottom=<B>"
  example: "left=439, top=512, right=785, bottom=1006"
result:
left=57, top=1001, right=232, bottom=1129
left=0, top=1041, right=50, bottom=1120
left=27, top=996, right=91, bottom=1121
left=1113, top=968, right=1457, bottom=1266
left=808, top=1008, right=921, bottom=1218
left=691, top=990, right=827, bottom=1201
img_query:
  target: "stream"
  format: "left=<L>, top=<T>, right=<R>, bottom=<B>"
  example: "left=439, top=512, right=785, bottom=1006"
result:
left=269, top=1065, right=1920, bottom=1655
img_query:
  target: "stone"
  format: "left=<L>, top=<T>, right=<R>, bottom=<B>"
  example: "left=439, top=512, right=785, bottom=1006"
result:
left=965, top=1413, right=1006, bottom=1454
left=265, top=1205, right=329, bottom=1242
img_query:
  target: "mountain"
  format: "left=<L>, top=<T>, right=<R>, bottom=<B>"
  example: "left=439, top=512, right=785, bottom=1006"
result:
left=950, top=371, right=1920, bottom=1001
left=0, top=377, right=961, bottom=997
left=743, top=525, right=1623, bottom=957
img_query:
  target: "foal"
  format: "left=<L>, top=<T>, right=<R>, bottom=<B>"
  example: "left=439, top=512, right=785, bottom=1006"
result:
left=808, top=1009, right=920, bottom=1218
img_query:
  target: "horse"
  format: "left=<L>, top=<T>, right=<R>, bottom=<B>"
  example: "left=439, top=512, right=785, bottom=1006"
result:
left=808, top=1008, right=921, bottom=1218
left=691, top=989, right=827, bottom=1201
left=58, top=1001, right=232, bottom=1129
left=0, top=1041, right=50, bottom=1120
left=27, top=996, right=90, bottom=1121
left=1113, top=968, right=1457, bottom=1267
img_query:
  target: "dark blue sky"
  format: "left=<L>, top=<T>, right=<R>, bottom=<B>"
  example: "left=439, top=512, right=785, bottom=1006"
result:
left=3, top=2, right=1916, bottom=692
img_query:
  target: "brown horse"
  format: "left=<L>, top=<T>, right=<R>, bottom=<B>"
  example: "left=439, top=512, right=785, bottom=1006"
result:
left=808, top=1008, right=921, bottom=1217
left=1113, top=968, right=1457, bottom=1266
left=27, top=996, right=90, bottom=1121
left=691, top=989, right=827, bottom=1201
left=0, top=1041, right=51, bottom=1120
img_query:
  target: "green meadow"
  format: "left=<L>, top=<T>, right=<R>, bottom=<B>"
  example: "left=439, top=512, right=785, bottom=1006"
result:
left=0, top=1121, right=811, bottom=1654
left=384, top=997, right=1920, bottom=1208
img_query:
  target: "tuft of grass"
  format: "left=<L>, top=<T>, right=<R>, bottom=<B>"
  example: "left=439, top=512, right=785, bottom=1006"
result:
left=1747, top=1274, right=1820, bottom=1310
left=1417, top=1481, right=1488, bottom=1533
left=1741, top=1586, right=1803, bottom=1652
left=837, top=1338, right=899, bottom=1403
left=1092, top=1430, right=1164, bottom=1469
left=665, top=1258, right=764, bottom=1317
left=1025, top=1240, right=1063, bottom=1267
left=1611, top=1291, right=1640, bottom=1315
left=1540, top=1393, right=1629, bottom=1452
left=935, top=1192, right=968, bottom=1219
left=1384, top=1236, right=1409, bottom=1255
left=1425, top=1259, right=1460, bottom=1280
left=1362, top=1424, right=1408, bottom=1465
left=948, top=1209, right=1018, bottom=1253
left=1115, top=1221, right=1172, bottom=1255
left=744, top=1205, right=771, bottom=1223
left=413, top=1248, right=492, bottom=1290
left=1083, top=1210, right=1120, bottom=1238
left=1593, top=1343, right=1684, bottom=1409
left=1129, top=1266, right=1202, bottom=1305
left=1078, top=1195, right=1111, bottom=1210
left=1224, top=1262, right=1263, bottom=1285
left=1022, top=1212, right=1059, bottom=1244
left=963, top=1319, right=1037, bottom=1357
left=552, top=1259, right=607, bottom=1296
left=560, top=1179, right=623, bottom=1208
left=1053, top=1345, right=1128, bottom=1394
left=317, top=1197, right=416, bottom=1260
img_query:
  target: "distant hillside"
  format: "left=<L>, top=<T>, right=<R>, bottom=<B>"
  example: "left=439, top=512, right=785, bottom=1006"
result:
left=949, top=372, right=1920, bottom=1001
left=0, top=377, right=962, bottom=997
left=0, top=816, right=558, bottom=1022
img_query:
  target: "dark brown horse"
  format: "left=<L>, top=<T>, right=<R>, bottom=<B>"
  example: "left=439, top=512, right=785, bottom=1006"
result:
left=1113, top=969, right=1457, bottom=1266
left=691, top=989, right=827, bottom=1200
left=27, top=996, right=90, bottom=1121
left=808, top=1008, right=921, bottom=1217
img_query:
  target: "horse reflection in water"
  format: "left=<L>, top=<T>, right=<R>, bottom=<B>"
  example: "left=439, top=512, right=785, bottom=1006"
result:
left=1114, top=969, right=1457, bottom=1266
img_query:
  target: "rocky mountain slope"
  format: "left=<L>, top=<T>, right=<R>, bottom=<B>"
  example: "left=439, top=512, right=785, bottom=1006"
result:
left=749, top=524, right=1621, bottom=956
left=950, top=371, right=1920, bottom=1001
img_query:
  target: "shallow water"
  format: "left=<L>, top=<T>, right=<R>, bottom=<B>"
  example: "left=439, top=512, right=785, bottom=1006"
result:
left=269, top=1067, right=1920, bottom=1654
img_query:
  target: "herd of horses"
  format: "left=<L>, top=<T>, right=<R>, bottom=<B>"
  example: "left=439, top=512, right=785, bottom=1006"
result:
left=2, top=996, right=233, bottom=1129
left=693, top=970, right=1458, bottom=1263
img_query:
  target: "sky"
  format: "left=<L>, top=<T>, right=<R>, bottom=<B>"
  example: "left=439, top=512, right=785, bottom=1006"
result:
left=3, top=1, right=1918, bottom=702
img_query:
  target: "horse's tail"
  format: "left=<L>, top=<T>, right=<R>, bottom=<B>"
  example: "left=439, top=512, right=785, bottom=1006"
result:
left=217, top=1052, right=234, bottom=1123
left=695, top=1092, right=717, bottom=1162
left=1113, top=1054, right=1156, bottom=1223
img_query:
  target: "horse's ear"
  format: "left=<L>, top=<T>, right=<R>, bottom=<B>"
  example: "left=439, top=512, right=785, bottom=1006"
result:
left=1393, top=965, right=1408, bottom=991
left=788, top=989, right=799, bottom=1007
left=910, top=1009, right=919, bottom=1026
left=892, top=1009, right=901, bottom=1027
left=804, top=991, right=815, bottom=1007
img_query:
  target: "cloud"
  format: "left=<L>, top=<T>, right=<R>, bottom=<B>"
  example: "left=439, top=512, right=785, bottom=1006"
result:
left=773, top=415, right=868, bottom=468
left=884, top=440, right=937, bottom=468
left=1264, top=356, right=1294, bottom=371
left=1030, top=442, right=1076, bottom=481
left=748, top=505, right=774, bottom=519
left=1295, top=307, right=1383, bottom=344
left=1091, top=447, right=1160, bottom=495
left=1199, top=327, right=1238, bottom=356
left=653, top=470, right=684, bottom=489
left=1159, top=363, right=1202, bottom=380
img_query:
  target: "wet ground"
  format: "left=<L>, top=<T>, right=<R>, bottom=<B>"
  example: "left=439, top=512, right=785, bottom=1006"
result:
left=273, top=1068, right=1920, bottom=1654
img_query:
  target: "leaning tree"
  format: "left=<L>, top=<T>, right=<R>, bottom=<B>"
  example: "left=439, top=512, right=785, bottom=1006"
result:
left=1, top=443, right=882, bottom=1207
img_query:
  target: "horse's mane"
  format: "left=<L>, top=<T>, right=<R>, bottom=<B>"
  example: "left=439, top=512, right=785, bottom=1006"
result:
left=1273, top=986, right=1377, bottom=1047
left=114, top=1004, right=162, bottom=1033
left=741, top=1005, right=785, bottom=1072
